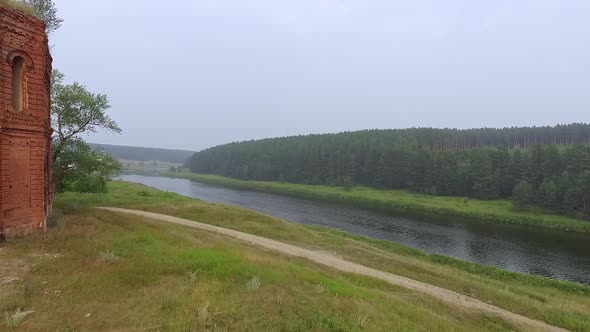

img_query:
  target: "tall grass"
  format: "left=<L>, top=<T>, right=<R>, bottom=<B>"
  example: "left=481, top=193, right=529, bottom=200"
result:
left=4, top=309, right=35, bottom=328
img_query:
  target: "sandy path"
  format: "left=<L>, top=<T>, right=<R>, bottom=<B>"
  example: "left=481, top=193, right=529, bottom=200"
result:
left=99, top=207, right=567, bottom=332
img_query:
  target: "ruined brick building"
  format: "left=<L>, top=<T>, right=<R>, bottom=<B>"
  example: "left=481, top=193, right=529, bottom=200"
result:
left=0, top=6, right=52, bottom=239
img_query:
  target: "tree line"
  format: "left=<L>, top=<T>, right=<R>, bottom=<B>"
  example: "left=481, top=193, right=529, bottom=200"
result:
left=188, top=124, right=590, bottom=217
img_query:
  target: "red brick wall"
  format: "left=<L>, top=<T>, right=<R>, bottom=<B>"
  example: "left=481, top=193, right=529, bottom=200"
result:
left=0, top=7, right=52, bottom=238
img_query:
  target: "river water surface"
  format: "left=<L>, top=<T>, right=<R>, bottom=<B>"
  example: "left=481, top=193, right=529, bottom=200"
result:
left=118, top=174, right=590, bottom=285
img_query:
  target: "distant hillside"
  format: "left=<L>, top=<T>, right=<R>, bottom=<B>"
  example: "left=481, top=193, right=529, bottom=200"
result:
left=89, top=143, right=194, bottom=164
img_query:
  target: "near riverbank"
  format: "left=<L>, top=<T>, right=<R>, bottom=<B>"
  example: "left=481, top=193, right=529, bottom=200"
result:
left=46, top=181, right=590, bottom=331
left=161, top=172, right=590, bottom=234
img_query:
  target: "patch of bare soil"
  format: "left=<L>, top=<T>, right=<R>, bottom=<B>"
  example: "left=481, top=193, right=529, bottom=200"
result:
left=0, top=247, right=29, bottom=303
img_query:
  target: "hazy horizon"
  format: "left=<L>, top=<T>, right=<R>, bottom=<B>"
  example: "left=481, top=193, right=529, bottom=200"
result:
left=52, top=0, right=590, bottom=151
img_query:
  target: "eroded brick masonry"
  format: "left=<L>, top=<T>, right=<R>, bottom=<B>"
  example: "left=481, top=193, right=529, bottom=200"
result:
left=0, top=7, right=52, bottom=239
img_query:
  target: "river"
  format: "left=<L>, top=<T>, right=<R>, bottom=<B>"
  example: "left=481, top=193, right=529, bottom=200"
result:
left=117, top=174, right=590, bottom=285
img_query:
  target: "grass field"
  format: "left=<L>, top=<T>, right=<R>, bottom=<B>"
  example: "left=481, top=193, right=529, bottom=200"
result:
left=6, top=210, right=527, bottom=331
left=35, top=181, right=590, bottom=331
left=161, top=171, right=590, bottom=234
left=4, top=188, right=536, bottom=331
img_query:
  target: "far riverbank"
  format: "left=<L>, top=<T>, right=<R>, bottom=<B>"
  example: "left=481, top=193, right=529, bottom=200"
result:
left=160, top=171, right=590, bottom=234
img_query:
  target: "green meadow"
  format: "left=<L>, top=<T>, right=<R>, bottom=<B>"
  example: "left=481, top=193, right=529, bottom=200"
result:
left=1, top=184, right=524, bottom=331
left=23, top=181, right=587, bottom=331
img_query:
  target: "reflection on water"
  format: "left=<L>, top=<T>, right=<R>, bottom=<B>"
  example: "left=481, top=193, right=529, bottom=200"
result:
left=117, top=174, right=590, bottom=285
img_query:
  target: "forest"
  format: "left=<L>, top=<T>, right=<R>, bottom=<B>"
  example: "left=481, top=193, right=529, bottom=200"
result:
left=188, top=123, right=590, bottom=217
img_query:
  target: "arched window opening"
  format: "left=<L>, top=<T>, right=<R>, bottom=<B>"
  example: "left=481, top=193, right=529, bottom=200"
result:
left=12, top=56, right=25, bottom=112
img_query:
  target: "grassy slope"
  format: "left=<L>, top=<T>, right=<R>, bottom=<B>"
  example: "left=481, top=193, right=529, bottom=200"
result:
left=47, top=181, right=590, bottom=331
left=161, top=172, right=590, bottom=233
left=4, top=198, right=519, bottom=330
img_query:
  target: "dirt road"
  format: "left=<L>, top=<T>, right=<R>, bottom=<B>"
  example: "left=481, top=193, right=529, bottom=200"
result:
left=99, top=207, right=567, bottom=332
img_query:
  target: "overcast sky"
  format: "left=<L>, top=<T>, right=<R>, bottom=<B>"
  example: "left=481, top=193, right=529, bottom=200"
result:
left=52, top=0, right=589, bottom=151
